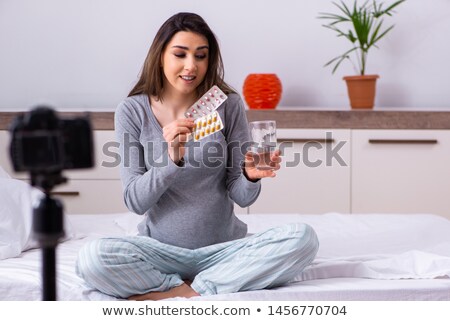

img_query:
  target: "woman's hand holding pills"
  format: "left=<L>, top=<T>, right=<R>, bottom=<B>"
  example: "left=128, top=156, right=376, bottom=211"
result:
left=162, top=119, right=195, bottom=164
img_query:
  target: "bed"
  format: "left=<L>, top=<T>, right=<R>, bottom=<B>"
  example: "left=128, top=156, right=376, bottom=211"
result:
left=1, top=176, right=450, bottom=301
left=2, top=215, right=450, bottom=300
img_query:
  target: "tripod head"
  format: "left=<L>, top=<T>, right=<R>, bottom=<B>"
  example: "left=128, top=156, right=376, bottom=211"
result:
left=32, top=171, right=67, bottom=248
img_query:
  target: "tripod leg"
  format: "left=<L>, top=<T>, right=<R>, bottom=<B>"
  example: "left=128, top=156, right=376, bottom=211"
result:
left=42, top=247, right=57, bottom=301
left=34, top=193, right=64, bottom=301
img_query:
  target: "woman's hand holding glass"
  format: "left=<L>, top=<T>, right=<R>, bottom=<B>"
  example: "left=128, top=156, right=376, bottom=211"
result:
left=244, top=149, right=282, bottom=180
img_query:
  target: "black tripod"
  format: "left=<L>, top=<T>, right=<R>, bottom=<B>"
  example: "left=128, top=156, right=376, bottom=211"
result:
left=31, top=172, right=67, bottom=301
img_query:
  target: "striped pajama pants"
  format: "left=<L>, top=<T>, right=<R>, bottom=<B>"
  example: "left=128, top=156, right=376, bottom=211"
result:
left=76, top=223, right=319, bottom=298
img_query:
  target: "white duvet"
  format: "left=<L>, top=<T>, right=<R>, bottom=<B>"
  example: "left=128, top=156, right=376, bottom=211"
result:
left=238, top=213, right=450, bottom=281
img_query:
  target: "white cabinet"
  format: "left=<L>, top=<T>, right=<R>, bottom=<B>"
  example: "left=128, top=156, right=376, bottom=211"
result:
left=51, top=180, right=126, bottom=214
left=249, top=129, right=351, bottom=214
left=352, top=130, right=450, bottom=218
left=0, top=130, right=17, bottom=177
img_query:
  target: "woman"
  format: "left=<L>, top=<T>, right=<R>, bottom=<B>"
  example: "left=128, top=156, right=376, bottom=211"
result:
left=76, top=12, right=318, bottom=300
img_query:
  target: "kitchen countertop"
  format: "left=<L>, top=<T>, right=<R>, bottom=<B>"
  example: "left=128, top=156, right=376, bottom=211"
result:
left=246, top=109, right=450, bottom=129
left=1, top=109, right=450, bottom=130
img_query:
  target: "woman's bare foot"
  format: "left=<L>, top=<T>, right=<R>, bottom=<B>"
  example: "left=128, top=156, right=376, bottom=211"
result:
left=128, top=283, right=200, bottom=301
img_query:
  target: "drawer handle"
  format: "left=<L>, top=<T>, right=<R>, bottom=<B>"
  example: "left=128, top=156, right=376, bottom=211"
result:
left=279, top=138, right=335, bottom=144
left=368, top=139, right=438, bottom=144
left=50, top=191, right=80, bottom=197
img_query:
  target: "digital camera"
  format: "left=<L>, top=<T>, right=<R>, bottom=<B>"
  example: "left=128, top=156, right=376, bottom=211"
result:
left=9, top=106, right=94, bottom=173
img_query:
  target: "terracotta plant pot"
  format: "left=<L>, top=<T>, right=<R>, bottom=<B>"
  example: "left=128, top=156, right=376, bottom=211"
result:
left=343, top=74, right=379, bottom=109
left=243, top=74, right=282, bottom=109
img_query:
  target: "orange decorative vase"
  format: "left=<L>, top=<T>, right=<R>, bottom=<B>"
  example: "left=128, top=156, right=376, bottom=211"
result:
left=243, top=74, right=282, bottom=109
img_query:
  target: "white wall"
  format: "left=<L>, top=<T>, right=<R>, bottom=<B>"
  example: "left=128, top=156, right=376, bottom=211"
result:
left=0, top=0, right=449, bottom=110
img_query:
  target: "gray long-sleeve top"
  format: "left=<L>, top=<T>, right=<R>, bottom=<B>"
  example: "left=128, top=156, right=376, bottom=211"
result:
left=114, top=93, right=261, bottom=249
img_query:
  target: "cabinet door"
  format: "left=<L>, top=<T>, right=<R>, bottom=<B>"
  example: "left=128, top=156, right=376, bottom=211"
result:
left=51, top=180, right=128, bottom=214
left=352, top=130, right=450, bottom=218
left=0, top=130, right=19, bottom=177
left=249, top=129, right=351, bottom=214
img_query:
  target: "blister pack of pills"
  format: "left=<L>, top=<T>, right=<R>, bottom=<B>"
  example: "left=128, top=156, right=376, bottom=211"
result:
left=185, top=85, right=228, bottom=141
left=191, top=111, right=223, bottom=141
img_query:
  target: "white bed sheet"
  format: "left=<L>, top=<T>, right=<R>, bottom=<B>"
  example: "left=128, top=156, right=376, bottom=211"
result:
left=0, top=212, right=449, bottom=301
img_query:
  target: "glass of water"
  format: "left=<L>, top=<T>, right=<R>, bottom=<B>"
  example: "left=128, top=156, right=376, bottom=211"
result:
left=248, top=120, right=277, bottom=170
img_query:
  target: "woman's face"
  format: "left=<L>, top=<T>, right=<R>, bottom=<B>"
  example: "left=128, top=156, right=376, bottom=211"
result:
left=161, top=31, right=209, bottom=99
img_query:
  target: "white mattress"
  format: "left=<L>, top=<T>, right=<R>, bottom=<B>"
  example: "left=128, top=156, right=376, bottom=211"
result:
left=1, top=212, right=449, bottom=301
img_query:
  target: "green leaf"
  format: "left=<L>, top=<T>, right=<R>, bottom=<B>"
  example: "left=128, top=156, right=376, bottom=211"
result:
left=324, top=47, right=359, bottom=74
left=371, top=24, right=394, bottom=44
left=368, top=20, right=383, bottom=47
left=383, top=0, right=406, bottom=14
left=335, top=1, right=352, bottom=18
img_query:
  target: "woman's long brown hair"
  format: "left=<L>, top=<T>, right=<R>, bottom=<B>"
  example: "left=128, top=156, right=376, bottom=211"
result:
left=128, top=12, right=235, bottom=100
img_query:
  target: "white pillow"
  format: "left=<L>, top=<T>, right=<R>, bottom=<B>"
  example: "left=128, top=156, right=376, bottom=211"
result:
left=0, top=178, right=74, bottom=260
left=0, top=165, right=11, bottom=179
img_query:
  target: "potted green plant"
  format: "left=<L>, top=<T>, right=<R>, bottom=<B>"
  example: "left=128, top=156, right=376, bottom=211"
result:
left=319, top=0, right=405, bottom=109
